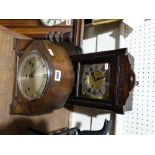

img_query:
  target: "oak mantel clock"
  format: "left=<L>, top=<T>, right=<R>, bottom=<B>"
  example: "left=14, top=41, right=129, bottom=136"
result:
left=67, top=48, right=136, bottom=114
left=11, top=39, right=74, bottom=115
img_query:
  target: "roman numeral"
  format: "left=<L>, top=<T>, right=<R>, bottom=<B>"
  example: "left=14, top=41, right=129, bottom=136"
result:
left=83, top=84, right=87, bottom=89
left=43, top=74, right=47, bottom=78
left=99, top=89, right=102, bottom=94
left=95, top=65, right=98, bottom=70
left=41, top=84, right=45, bottom=88
left=93, top=90, right=96, bottom=95
left=85, top=72, right=89, bottom=75
left=102, top=65, right=105, bottom=71
left=88, top=88, right=91, bottom=92
left=90, top=67, right=93, bottom=71
left=83, top=78, right=87, bottom=81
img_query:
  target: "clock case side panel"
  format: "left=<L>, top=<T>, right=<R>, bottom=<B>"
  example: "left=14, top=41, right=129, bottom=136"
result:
left=67, top=48, right=135, bottom=114
left=114, top=52, right=135, bottom=113
left=11, top=38, right=34, bottom=115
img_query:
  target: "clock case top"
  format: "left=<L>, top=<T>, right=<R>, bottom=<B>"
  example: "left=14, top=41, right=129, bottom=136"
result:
left=68, top=48, right=135, bottom=114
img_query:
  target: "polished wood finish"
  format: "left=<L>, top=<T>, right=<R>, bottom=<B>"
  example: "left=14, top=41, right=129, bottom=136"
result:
left=0, top=25, right=70, bottom=134
left=68, top=48, right=135, bottom=114
left=0, top=19, right=72, bottom=39
left=0, top=19, right=82, bottom=41
left=8, top=26, right=73, bottom=38
left=11, top=40, right=75, bottom=115
left=0, top=19, right=73, bottom=26
left=73, top=19, right=84, bottom=47
left=0, top=19, right=43, bottom=26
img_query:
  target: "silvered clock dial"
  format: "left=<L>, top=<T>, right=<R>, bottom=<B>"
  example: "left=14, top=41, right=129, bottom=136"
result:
left=82, top=63, right=110, bottom=99
left=17, top=50, right=49, bottom=101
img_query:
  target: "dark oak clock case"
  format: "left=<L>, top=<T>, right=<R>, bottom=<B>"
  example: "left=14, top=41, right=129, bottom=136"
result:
left=67, top=48, right=135, bottom=114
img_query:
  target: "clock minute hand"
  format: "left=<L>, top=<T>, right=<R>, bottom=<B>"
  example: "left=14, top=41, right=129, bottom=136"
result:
left=31, top=64, right=43, bottom=75
left=91, top=72, right=96, bottom=81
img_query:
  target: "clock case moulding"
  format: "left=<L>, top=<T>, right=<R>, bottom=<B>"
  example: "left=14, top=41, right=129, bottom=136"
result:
left=11, top=39, right=75, bottom=115
left=67, top=48, right=136, bottom=114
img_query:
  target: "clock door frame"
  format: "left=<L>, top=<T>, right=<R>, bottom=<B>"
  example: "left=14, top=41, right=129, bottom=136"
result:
left=67, top=48, right=135, bottom=114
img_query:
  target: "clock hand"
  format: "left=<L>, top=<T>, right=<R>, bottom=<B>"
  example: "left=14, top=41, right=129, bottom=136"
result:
left=91, top=72, right=96, bottom=81
left=95, top=76, right=104, bottom=81
left=30, top=62, right=33, bottom=74
left=29, top=63, right=43, bottom=78
left=33, top=64, right=43, bottom=74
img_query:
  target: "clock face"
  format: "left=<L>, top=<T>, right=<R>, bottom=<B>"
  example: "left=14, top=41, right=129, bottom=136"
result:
left=81, top=63, right=110, bottom=99
left=17, top=50, right=50, bottom=101
left=40, top=19, right=66, bottom=26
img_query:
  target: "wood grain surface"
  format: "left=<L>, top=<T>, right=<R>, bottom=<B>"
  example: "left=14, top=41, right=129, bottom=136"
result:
left=0, top=26, right=70, bottom=134
left=0, top=19, right=73, bottom=38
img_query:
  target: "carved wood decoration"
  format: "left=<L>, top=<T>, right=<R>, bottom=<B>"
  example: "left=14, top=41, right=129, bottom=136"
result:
left=67, top=48, right=135, bottom=114
left=11, top=39, right=74, bottom=115
left=0, top=19, right=84, bottom=47
left=0, top=19, right=73, bottom=38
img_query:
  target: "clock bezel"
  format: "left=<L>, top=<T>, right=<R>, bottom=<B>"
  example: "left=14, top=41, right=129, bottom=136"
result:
left=15, top=42, right=55, bottom=114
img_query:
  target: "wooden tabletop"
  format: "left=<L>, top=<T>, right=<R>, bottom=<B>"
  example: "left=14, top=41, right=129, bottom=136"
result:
left=0, top=25, right=70, bottom=134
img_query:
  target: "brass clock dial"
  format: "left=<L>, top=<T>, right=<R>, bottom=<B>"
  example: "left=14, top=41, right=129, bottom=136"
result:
left=17, top=50, right=49, bottom=101
left=82, top=63, right=110, bottom=99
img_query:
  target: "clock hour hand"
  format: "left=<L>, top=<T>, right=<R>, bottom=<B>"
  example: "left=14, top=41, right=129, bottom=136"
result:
left=95, top=76, right=104, bottom=81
